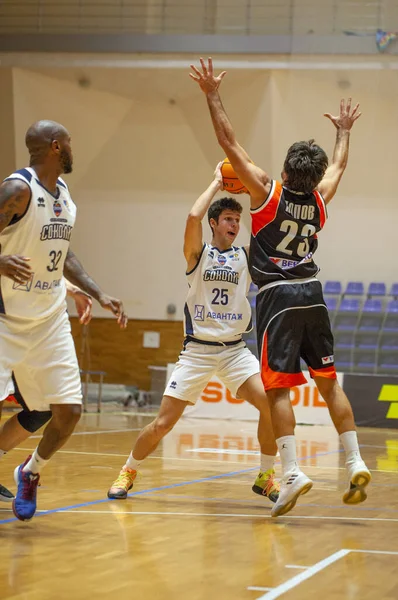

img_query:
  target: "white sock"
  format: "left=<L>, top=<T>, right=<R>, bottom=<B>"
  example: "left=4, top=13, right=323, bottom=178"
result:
left=0, top=449, right=6, bottom=459
left=260, top=454, right=275, bottom=473
left=23, top=448, right=49, bottom=474
left=276, top=435, right=299, bottom=475
left=340, top=431, right=360, bottom=462
left=125, top=452, right=142, bottom=471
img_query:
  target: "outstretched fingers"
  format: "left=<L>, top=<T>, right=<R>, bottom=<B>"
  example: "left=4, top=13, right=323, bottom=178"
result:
left=199, top=57, right=208, bottom=76
left=189, top=64, right=202, bottom=80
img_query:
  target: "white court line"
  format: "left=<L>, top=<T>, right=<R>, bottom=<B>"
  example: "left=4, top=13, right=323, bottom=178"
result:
left=186, top=448, right=260, bottom=456
left=12, top=447, right=258, bottom=465
left=247, top=587, right=273, bottom=592
left=360, top=444, right=398, bottom=449
left=285, top=565, right=310, bottom=569
left=22, top=510, right=398, bottom=523
left=255, top=550, right=350, bottom=599
left=255, top=549, right=398, bottom=600
left=9, top=447, right=398, bottom=472
left=29, top=428, right=141, bottom=439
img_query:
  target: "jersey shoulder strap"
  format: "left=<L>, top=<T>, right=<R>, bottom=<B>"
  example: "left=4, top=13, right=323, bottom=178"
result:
left=3, top=167, right=33, bottom=187
left=313, top=189, right=327, bottom=228
left=250, top=180, right=283, bottom=237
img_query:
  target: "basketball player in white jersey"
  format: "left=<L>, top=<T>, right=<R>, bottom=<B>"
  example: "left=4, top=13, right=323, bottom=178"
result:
left=108, top=164, right=280, bottom=502
left=0, top=279, right=93, bottom=502
left=0, top=120, right=127, bottom=521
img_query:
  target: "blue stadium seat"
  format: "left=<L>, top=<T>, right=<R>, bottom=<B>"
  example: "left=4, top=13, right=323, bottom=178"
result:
left=334, top=298, right=361, bottom=331
left=378, top=354, right=398, bottom=372
left=324, top=281, right=342, bottom=295
left=334, top=349, right=353, bottom=371
left=383, top=301, right=398, bottom=332
left=335, top=331, right=355, bottom=349
left=367, top=282, right=386, bottom=297
left=355, top=333, right=379, bottom=350
left=380, top=334, right=398, bottom=351
left=357, top=299, right=383, bottom=331
left=324, top=296, right=338, bottom=312
left=324, top=296, right=338, bottom=325
left=344, top=281, right=364, bottom=296
left=353, top=350, right=377, bottom=373
left=249, top=282, right=257, bottom=293
left=389, top=283, right=398, bottom=298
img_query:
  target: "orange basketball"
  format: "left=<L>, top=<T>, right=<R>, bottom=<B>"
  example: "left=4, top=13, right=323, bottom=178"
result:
left=221, top=158, right=248, bottom=195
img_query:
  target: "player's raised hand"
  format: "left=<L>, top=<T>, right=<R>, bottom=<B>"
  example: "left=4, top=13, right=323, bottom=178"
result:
left=324, top=98, right=362, bottom=131
left=213, top=161, right=223, bottom=190
left=189, top=57, right=227, bottom=95
left=98, top=293, right=128, bottom=329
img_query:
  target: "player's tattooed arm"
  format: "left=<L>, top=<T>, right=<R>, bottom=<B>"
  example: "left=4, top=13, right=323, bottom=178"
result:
left=0, top=180, right=33, bottom=283
left=318, top=98, right=361, bottom=204
left=189, top=57, right=270, bottom=209
left=184, top=162, right=222, bottom=271
left=0, top=180, right=31, bottom=233
left=64, top=250, right=128, bottom=328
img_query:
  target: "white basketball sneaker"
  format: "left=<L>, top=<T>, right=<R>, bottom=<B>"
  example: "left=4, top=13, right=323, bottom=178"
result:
left=271, top=470, right=313, bottom=517
left=343, top=457, right=371, bottom=505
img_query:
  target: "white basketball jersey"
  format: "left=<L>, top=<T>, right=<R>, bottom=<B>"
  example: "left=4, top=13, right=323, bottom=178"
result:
left=0, top=167, right=76, bottom=320
left=185, top=244, right=252, bottom=342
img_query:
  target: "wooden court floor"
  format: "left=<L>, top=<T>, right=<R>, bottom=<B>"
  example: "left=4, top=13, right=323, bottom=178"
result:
left=0, top=411, right=397, bottom=600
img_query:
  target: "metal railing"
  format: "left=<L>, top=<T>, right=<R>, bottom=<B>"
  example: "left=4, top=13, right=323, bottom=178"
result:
left=0, top=0, right=396, bottom=36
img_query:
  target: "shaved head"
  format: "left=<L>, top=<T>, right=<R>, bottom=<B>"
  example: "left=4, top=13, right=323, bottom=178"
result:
left=25, top=120, right=73, bottom=174
left=25, top=120, right=68, bottom=156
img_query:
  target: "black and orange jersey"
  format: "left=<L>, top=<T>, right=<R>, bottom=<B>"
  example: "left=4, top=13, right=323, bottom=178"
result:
left=249, top=180, right=327, bottom=287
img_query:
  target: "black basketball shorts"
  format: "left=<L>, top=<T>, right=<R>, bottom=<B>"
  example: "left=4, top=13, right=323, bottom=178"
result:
left=256, top=279, right=337, bottom=390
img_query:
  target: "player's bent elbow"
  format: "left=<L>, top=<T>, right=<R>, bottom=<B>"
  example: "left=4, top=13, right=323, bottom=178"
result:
left=187, top=212, right=202, bottom=223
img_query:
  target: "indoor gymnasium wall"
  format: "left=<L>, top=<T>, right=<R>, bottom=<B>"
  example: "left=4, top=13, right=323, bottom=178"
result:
left=0, top=68, right=16, bottom=179
left=9, top=64, right=398, bottom=326
left=70, top=317, right=183, bottom=388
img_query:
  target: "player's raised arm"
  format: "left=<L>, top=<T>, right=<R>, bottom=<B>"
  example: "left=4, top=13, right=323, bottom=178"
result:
left=189, top=57, right=270, bottom=209
left=184, top=163, right=223, bottom=272
left=317, top=98, right=361, bottom=204
left=64, top=249, right=127, bottom=328
left=0, top=180, right=32, bottom=284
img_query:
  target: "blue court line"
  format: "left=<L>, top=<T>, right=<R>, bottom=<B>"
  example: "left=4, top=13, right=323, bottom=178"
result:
left=0, top=448, right=344, bottom=525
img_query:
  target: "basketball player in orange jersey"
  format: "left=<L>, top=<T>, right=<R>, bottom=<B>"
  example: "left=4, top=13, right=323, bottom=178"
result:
left=0, top=279, right=92, bottom=502
left=190, top=58, right=371, bottom=517
left=108, top=163, right=280, bottom=503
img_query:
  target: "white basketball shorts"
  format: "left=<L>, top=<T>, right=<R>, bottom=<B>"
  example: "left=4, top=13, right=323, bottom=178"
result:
left=164, top=340, right=260, bottom=405
left=0, top=307, right=82, bottom=411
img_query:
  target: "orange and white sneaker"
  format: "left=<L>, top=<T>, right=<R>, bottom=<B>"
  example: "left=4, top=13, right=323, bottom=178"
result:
left=252, top=469, right=280, bottom=503
left=107, top=467, right=137, bottom=500
left=343, top=457, right=371, bottom=505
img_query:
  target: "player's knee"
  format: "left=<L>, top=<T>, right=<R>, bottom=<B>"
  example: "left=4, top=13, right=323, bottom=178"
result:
left=153, top=416, right=175, bottom=438
left=315, top=376, right=339, bottom=399
left=17, top=409, right=52, bottom=433
left=51, top=404, right=82, bottom=431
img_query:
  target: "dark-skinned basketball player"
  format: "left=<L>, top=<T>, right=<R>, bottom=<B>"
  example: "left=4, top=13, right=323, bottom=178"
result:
left=0, top=120, right=127, bottom=520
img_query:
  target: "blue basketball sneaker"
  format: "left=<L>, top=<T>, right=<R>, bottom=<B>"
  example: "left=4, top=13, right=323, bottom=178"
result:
left=13, top=456, right=40, bottom=521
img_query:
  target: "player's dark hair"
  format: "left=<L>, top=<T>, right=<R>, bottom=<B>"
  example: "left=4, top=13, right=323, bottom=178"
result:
left=208, top=197, right=242, bottom=234
left=283, top=140, right=328, bottom=194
